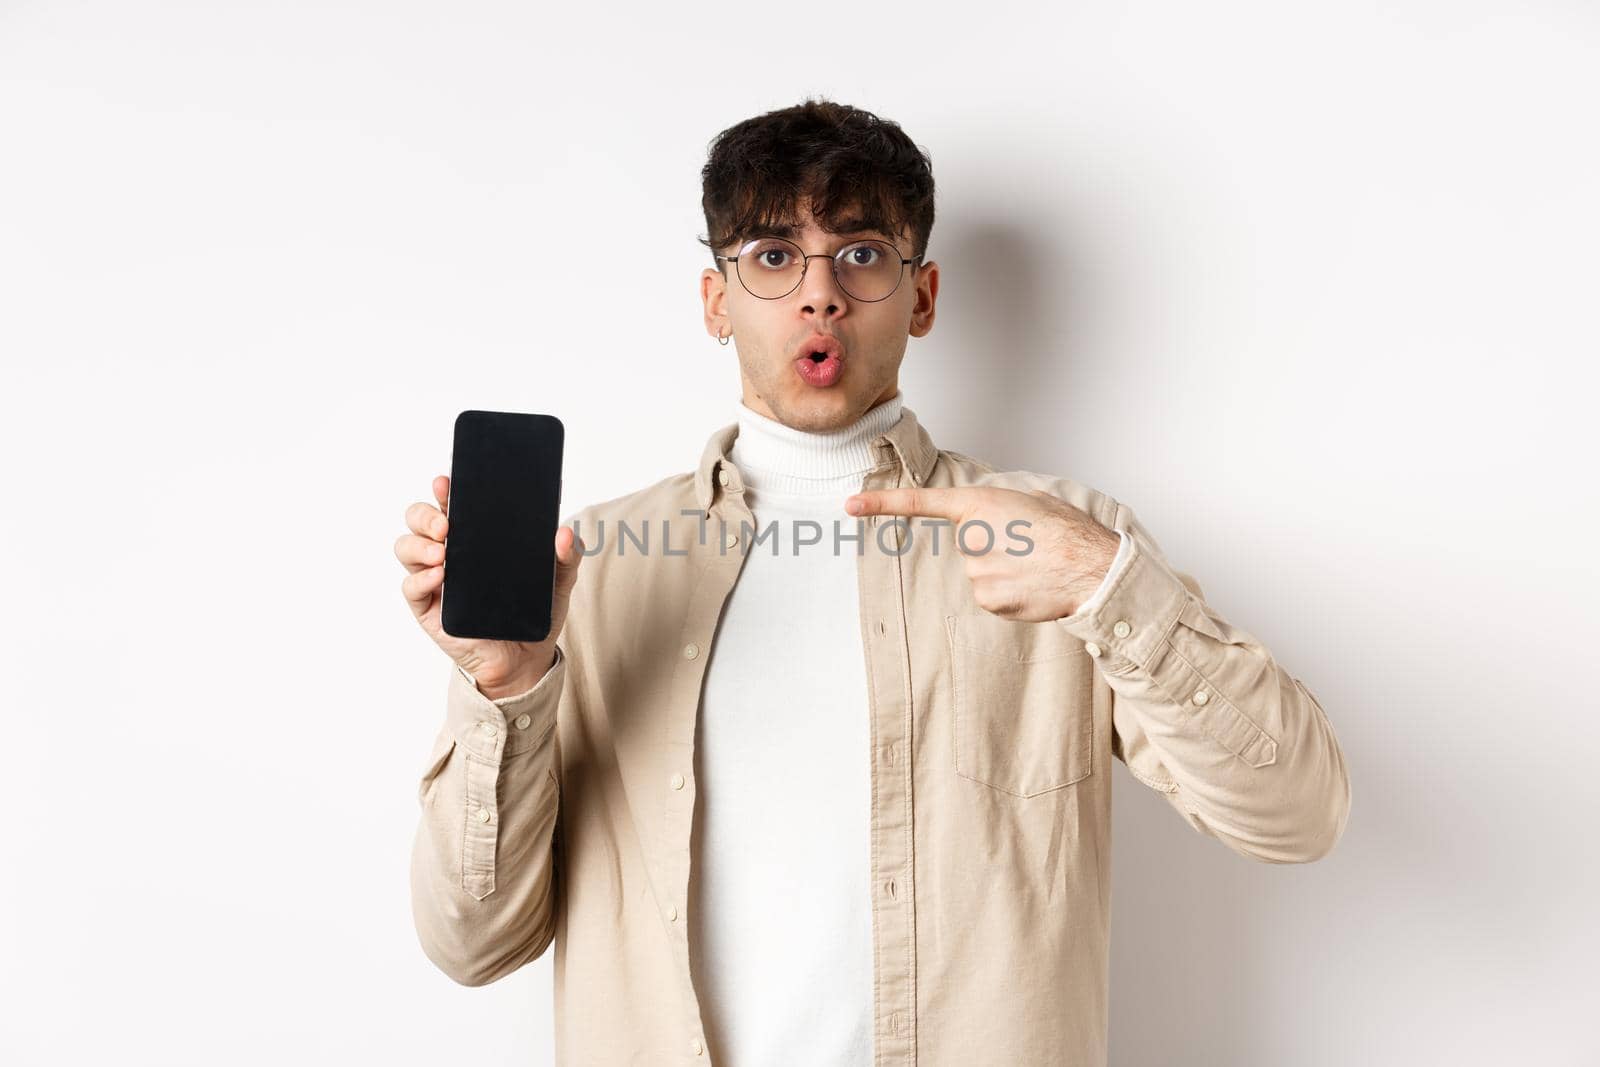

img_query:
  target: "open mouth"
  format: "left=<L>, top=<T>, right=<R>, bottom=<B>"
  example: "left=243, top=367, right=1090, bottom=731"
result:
left=793, top=333, right=844, bottom=362
left=793, top=334, right=845, bottom=387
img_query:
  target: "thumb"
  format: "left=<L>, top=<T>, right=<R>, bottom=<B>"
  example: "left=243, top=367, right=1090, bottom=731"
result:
left=552, top=525, right=584, bottom=604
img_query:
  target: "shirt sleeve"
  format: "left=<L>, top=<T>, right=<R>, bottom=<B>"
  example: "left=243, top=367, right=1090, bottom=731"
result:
left=1056, top=499, right=1351, bottom=864
left=410, top=644, right=567, bottom=985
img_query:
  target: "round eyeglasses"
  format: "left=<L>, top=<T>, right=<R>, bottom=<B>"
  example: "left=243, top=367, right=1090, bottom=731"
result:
left=714, top=237, right=924, bottom=302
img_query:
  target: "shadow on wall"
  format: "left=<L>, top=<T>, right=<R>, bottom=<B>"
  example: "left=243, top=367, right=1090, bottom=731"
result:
left=913, top=207, right=1114, bottom=476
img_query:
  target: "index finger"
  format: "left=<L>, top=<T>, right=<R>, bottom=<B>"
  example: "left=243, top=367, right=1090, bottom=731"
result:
left=845, top=486, right=970, bottom=521
left=405, top=500, right=447, bottom=539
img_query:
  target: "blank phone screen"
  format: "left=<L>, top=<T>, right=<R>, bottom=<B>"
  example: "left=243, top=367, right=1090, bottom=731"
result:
left=441, top=410, right=564, bottom=642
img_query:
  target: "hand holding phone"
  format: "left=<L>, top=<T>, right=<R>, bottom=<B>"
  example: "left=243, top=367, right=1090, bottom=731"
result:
left=394, top=412, right=582, bottom=698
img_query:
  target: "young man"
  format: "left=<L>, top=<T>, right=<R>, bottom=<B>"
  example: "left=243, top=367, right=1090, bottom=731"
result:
left=396, top=98, right=1351, bottom=1066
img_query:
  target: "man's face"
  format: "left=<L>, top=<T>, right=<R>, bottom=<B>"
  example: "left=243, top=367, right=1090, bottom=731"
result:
left=700, top=198, right=939, bottom=433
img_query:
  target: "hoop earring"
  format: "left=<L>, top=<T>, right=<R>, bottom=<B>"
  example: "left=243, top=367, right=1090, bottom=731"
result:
left=717, top=327, right=731, bottom=346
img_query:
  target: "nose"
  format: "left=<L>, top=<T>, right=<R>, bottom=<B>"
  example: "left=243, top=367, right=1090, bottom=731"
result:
left=797, top=253, right=848, bottom=318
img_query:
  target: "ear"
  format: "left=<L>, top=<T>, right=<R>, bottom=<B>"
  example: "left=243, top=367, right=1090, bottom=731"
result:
left=701, top=266, right=731, bottom=340
left=908, top=259, right=939, bottom=337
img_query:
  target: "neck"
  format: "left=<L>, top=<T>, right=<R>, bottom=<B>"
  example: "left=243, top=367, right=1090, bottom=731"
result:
left=729, top=392, right=904, bottom=496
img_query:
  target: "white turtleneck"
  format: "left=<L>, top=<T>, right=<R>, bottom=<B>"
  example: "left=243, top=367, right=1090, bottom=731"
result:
left=687, top=391, right=1128, bottom=1065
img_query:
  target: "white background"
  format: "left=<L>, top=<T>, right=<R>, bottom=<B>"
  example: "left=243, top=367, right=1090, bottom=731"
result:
left=3, top=2, right=1597, bottom=1064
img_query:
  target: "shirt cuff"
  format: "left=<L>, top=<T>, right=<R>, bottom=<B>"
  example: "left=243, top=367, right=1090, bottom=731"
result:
left=447, top=644, right=566, bottom=760
left=1056, top=522, right=1190, bottom=671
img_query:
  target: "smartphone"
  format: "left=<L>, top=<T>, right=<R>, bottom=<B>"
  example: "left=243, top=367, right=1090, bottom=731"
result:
left=440, top=410, right=565, bottom=642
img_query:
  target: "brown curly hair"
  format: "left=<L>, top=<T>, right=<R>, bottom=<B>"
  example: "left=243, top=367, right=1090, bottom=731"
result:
left=698, top=96, right=936, bottom=271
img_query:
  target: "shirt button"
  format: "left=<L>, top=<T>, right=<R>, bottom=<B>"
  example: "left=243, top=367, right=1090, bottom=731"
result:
left=691, top=1037, right=705, bottom=1055
left=683, top=643, right=699, bottom=659
left=717, top=469, right=730, bottom=486
left=670, top=772, right=685, bottom=790
left=668, top=904, right=679, bottom=922
left=724, top=532, right=740, bottom=549
left=1112, top=619, right=1132, bottom=639
left=475, top=807, right=491, bottom=823
left=514, top=713, right=532, bottom=730
left=1192, top=689, right=1210, bottom=705
left=1084, top=641, right=1102, bottom=658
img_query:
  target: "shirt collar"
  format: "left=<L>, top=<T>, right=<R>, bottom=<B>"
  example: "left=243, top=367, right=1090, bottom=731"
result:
left=694, top=399, right=940, bottom=512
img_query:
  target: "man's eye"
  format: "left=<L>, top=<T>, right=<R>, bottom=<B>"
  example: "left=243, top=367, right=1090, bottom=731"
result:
left=757, top=249, right=792, bottom=269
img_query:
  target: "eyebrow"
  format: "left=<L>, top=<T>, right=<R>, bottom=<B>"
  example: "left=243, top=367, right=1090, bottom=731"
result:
left=751, top=217, right=886, bottom=241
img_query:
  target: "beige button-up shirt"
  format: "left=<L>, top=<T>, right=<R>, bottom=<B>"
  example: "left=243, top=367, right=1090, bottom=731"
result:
left=409, top=405, right=1351, bottom=1065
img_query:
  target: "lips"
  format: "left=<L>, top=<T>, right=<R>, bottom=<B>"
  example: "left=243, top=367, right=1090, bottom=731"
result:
left=793, top=333, right=845, bottom=388
left=794, top=334, right=845, bottom=362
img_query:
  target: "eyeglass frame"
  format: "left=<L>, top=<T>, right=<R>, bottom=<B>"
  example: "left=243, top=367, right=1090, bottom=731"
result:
left=713, top=235, right=927, bottom=303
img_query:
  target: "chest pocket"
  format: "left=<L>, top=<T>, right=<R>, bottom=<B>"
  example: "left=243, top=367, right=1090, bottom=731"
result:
left=946, top=611, right=1095, bottom=798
